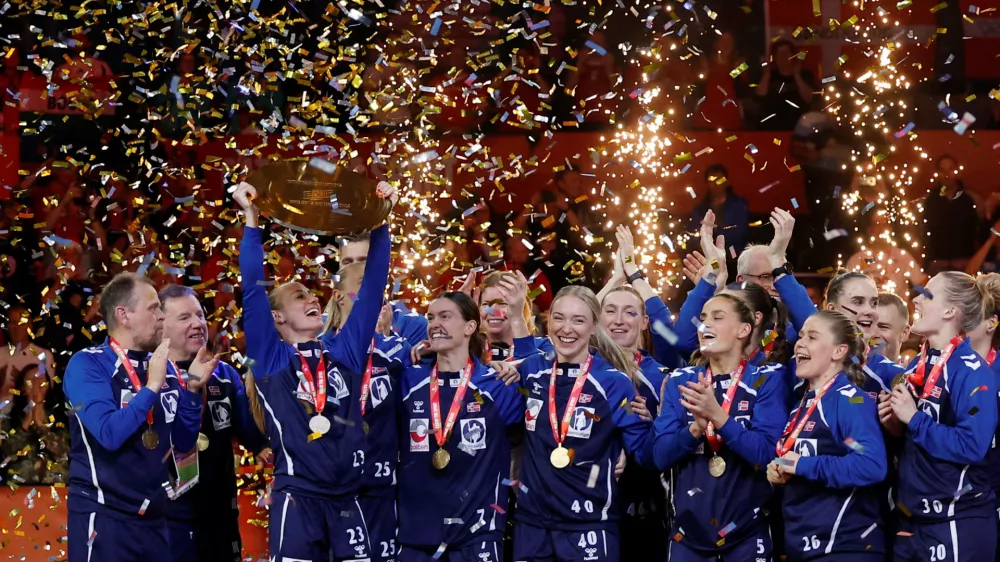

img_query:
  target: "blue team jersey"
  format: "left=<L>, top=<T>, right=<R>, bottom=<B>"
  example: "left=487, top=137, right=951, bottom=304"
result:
left=489, top=336, right=553, bottom=363
left=397, top=357, right=524, bottom=549
left=619, top=351, right=668, bottom=520
left=788, top=352, right=904, bottom=403
left=781, top=373, right=888, bottom=560
left=653, top=362, right=789, bottom=553
left=358, top=334, right=410, bottom=492
left=392, top=301, right=429, bottom=347
left=239, top=224, right=389, bottom=498
left=65, top=343, right=202, bottom=520
left=512, top=337, right=654, bottom=531
left=896, top=338, right=998, bottom=523
left=166, top=361, right=264, bottom=522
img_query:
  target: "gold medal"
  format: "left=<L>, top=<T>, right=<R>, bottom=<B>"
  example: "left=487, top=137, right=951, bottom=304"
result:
left=549, top=446, right=571, bottom=469
left=363, top=421, right=370, bottom=436
left=431, top=448, right=451, bottom=470
left=891, top=372, right=907, bottom=389
left=196, top=432, right=209, bottom=452
left=708, top=455, right=726, bottom=477
left=142, top=428, right=160, bottom=450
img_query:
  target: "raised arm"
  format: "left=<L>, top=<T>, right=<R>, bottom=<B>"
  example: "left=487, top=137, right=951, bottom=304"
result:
left=327, top=222, right=391, bottom=374
left=235, top=182, right=284, bottom=373
left=767, top=208, right=816, bottom=332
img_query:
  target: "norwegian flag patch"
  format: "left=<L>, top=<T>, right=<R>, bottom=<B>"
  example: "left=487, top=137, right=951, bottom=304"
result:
left=579, top=394, right=593, bottom=404
left=931, top=386, right=942, bottom=399
left=737, top=400, right=749, bottom=412
left=804, top=421, right=816, bottom=433
left=208, top=385, right=221, bottom=397
left=467, top=402, right=481, bottom=413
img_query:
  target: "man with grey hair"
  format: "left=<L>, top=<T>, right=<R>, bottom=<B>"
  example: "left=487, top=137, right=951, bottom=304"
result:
left=735, top=244, right=784, bottom=299
left=158, top=284, right=265, bottom=562
left=64, top=273, right=216, bottom=562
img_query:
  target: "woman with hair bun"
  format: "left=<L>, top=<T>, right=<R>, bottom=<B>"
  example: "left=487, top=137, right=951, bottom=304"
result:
left=397, top=291, right=524, bottom=562
left=881, top=271, right=998, bottom=561
left=769, top=310, right=887, bottom=560
left=500, top=273, right=653, bottom=562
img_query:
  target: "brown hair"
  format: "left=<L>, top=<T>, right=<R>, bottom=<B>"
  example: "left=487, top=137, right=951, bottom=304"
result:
left=811, top=310, right=866, bottom=387
left=976, top=273, right=1000, bottom=349
left=600, top=285, right=651, bottom=351
left=100, top=273, right=156, bottom=332
left=479, top=271, right=538, bottom=336
left=435, top=291, right=489, bottom=364
left=877, top=292, right=909, bottom=323
left=937, top=271, right=986, bottom=335
left=690, top=293, right=755, bottom=367
left=553, top=286, right=640, bottom=382
left=726, top=281, right=790, bottom=364
left=244, top=369, right=266, bottom=433
left=823, top=270, right=875, bottom=308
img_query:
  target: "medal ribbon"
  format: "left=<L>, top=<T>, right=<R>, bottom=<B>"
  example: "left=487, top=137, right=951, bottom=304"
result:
left=775, top=374, right=839, bottom=456
left=704, top=360, right=747, bottom=453
left=987, top=348, right=997, bottom=367
left=296, top=349, right=328, bottom=415
left=428, top=358, right=474, bottom=447
left=169, top=360, right=209, bottom=420
left=359, top=339, right=376, bottom=416
left=548, top=355, right=594, bottom=448
left=907, top=335, right=963, bottom=400
left=109, top=338, right=154, bottom=425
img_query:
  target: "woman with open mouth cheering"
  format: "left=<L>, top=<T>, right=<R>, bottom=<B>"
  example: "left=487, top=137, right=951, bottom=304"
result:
left=768, top=310, right=887, bottom=561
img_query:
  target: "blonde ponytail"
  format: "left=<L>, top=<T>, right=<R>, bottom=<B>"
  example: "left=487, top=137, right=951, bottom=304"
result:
left=243, top=369, right=266, bottom=433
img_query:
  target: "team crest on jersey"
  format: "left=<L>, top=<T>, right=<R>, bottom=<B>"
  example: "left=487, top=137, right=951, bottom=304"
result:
left=327, top=368, right=351, bottom=400
left=930, top=386, right=942, bottom=399
left=579, top=393, right=593, bottom=404
left=919, top=399, right=941, bottom=422
left=207, top=385, right=221, bottom=397
left=567, top=407, right=596, bottom=439
left=460, top=418, right=487, bottom=451
left=369, top=375, right=391, bottom=410
left=120, top=389, right=134, bottom=409
left=409, top=418, right=429, bottom=452
left=794, top=438, right=818, bottom=457
left=210, top=397, right=232, bottom=431
left=804, top=421, right=816, bottom=433
left=525, top=398, right=543, bottom=431
left=467, top=402, right=481, bottom=413
left=737, top=400, right=749, bottom=412
left=160, top=390, right=179, bottom=423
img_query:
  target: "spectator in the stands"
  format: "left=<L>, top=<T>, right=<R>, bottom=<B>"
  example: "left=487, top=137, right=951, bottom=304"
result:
left=1, top=305, right=57, bottom=431
left=56, top=33, right=113, bottom=82
left=0, top=47, right=22, bottom=136
left=688, top=164, right=750, bottom=258
left=492, top=46, right=552, bottom=133
left=693, top=32, right=745, bottom=131
left=922, top=153, right=982, bottom=269
left=567, top=30, right=620, bottom=126
left=754, top=39, right=815, bottom=130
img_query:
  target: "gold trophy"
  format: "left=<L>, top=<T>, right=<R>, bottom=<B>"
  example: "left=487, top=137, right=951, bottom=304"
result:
left=246, top=159, right=391, bottom=235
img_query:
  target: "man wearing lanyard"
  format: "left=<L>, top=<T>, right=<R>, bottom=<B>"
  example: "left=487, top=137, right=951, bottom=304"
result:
left=65, top=273, right=215, bottom=562
left=158, top=284, right=267, bottom=562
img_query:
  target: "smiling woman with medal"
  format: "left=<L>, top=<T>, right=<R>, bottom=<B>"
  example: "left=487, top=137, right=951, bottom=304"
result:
left=396, top=292, right=523, bottom=562
left=499, top=274, right=653, bottom=562
left=882, top=272, right=998, bottom=562
left=235, top=178, right=396, bottom=562
left=652, top=290, right=789, bottom=562
left=767, top=311, right=887, bottom=561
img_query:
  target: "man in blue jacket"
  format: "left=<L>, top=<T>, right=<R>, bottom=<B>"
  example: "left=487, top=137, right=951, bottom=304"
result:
left=65, top=273, right=216, bottom=562
left=158, top=284, right=266, bottom=562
